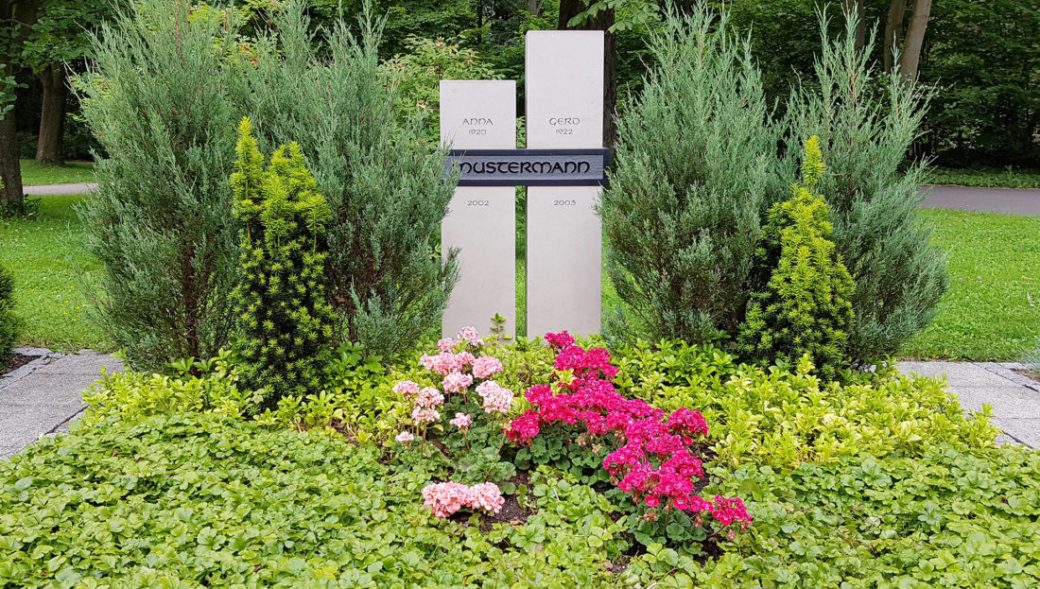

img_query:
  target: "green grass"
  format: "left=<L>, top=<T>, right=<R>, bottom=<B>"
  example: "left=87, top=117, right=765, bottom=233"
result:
left=928, top=166, right=1040, bottom=189
left=19, top=160, right=95, bottom=186
left=0, top=194, right=110, bottom=351
left=902, top=209, right=1040, bottom=360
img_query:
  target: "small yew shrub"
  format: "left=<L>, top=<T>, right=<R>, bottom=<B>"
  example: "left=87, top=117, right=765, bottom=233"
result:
left=0, top=265, right=18, bottom=358
left=738, top=137, right=855, bottom=378
left=230, top=118, right=336, bottom=405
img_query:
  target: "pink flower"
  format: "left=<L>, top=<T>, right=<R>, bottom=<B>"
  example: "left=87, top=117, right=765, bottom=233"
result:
left=422, top=482, right=471, bottom=519
left=467, top=482, right=505, bottom=514
left=476, top=380, right=514, bottom=414
left=437, top=337, right=456, bottom=352
left=544, top=331, right=575, bottom=350
left=411, top=406, right=441, bottom=425
left=443, top=371, right=474, bottom=394
left=457, top=326, right=483, bottom=346
left=419, top=352, right=467, bottom=376
left=416, top=387, right=444, bottom=408
left=421, top=481, right=504, bottom=518
left=395, top=431, right=415, bottom=444
left=450, top=412, right=473, bottom=430
left=471, top=356, right=504, bottom=379
left=503, top=340, right=752, bottom=532
left=393, top=380, right=420, bottom=397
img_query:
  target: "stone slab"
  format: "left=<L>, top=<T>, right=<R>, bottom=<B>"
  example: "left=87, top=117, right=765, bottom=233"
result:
left=440, top=80, right=517, bottom=337
left=525, top=30, right=604, bottom=337
left=992, top=418, right=1040, bottom=449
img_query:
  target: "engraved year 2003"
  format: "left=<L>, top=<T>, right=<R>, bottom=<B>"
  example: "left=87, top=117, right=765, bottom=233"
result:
left=553, top=199, right=577, bottom=207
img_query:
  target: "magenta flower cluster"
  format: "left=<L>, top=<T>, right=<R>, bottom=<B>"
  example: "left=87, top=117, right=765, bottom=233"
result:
left=422, top=481, right=505, bottom=519
left=505, top=332, right=751, bottom=530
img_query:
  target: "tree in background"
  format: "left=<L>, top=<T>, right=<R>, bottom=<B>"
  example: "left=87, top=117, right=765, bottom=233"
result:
left=75, top=0, right=241, bottom=369
left=382, top=35, right=502, bottom=144
left=602, top=7, right=782, bottom=345
left=918, top=0, right=1040, bottom=167
left=784, top=13, right=947, bottom=363
left=241, top=3, right=458, bottom=360
left=0, top=1, right=36, bottom=209
left=20, top=0, right=115, bottom=163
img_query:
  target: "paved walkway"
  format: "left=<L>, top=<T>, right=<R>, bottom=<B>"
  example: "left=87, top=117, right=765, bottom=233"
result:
left=921, top=185, right=1040, bottom=216
left=899, top=361, right=1040, bottom=448
left=0, top=348, right=122, bottom=458
left=24, top=182, right=97, bottom=196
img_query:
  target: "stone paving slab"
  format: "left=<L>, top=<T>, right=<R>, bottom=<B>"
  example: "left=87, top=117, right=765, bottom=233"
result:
left=0, top=349, right=121, bottom=458
left=898, top=361, right=1040, bottom=449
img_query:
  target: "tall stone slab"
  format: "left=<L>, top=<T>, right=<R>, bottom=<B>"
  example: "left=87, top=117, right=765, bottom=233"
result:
left=440, top=80, right=517, bottom=337
left=525, top=31, right=604, bottom=337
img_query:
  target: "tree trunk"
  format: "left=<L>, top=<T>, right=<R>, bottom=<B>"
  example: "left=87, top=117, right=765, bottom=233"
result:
left=0, top=101, right=24, bottom=208
left=35, top=65, right=67, bottom=164
left=557, top=0, right=617, bottom=148
left=884, top=0, right=907, bottom=72
left=527, top=0, right=543, bottom=16
left=898, top=0, right=932, bottom=81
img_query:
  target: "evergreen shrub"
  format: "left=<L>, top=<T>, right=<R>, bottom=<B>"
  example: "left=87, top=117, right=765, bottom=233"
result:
left=737, top=136, right=856, bottom=378
left=0, top=264, right=18, bottom=358
left=783, top=13, right=948, bottom=363
left=230, top=118, right=337, bottom=405
left=601, top=7, right=783, bottom=345
left=74, top=0, right=240, bottom=369
left=240, top=5, right=457, bottom=360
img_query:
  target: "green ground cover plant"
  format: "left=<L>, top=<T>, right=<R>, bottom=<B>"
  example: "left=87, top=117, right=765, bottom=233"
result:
left=903, top=210, right=1040, bottom=360
left=6, top=334, right=1033, bottom=588
left=18, top=160, right=94, bottom=186
left=0, top=194, right=107, bottom=351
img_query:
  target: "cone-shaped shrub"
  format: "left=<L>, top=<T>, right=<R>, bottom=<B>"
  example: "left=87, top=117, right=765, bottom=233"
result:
left=601, top=7, right=783, bottom=345
left=0, top=265, right=18, bottom=358
left=240, top=6, right=457, bottom=360
left=231, top=118, right=336, bottom=405
left=738, top=137, right=856, bottom=379
left=783, top=13, right=947, bottom=363
left=74, top=0, right=240, bottom=369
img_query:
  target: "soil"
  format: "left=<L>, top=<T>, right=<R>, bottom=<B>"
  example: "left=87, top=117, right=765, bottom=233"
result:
left=476, top=472, right=536, bottom=532
left=2, top=352, right=39, bottom=376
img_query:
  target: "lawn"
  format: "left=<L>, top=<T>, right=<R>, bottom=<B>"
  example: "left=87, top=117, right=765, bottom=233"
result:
left=928, top=166, right=1040, bottom=189
left=903, top=209, right=1040, bottom=360
left=19, top=160, right=95, bottom=186
left=0, top=194, right=110, bottom=351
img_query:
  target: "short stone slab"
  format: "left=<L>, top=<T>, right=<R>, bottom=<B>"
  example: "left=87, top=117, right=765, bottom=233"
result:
left=0, top=349, right=122, bottom=458
left=898, top=361, right=1040, bottom=449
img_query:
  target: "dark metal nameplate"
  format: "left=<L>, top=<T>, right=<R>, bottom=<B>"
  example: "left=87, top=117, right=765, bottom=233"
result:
left=445, top=148, right=610, bottom=187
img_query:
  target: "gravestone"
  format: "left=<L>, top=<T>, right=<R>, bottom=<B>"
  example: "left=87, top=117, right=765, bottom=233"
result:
left=525, top=31, right=604, bottom=337
left=439, top=80, right=517, bottom=337
left=438, top=32, right=605, bottom=339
